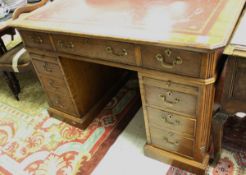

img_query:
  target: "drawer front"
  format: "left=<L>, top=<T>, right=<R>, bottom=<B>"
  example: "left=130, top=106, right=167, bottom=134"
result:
left=39, top=76, right=70, bottom=97
left=20, top=31, right=53, bottom=50
left=47, top=92, right=79, bottom=116
left=141, top=46, right=202, bottom=78
left=32, top=59, right=63, bottom=78
left=147, top=107, right=196, bottom=137
left=150, top=126, right=194, bottom=157
left=142, top=77, right=198, bottom=95
left=52, top=35, right=136, bottom=65
left=145, top=85, right=197, bottom=116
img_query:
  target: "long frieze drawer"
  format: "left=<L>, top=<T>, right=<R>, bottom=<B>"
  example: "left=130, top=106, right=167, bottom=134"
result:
left=144, top=85, right=197, bottom=116
left=32, top=59, right=64, bottom=78
left=46, top=92, right=79, bottom=116
left=39, top=76, right=70, bottom=96
left=147, top=107, right=196, bottom=137
left=150, top=126, right=194, bottom=157
left=141, top=45, right=203, bottom=78
left=52, top=34, right=137, bottom=65
left=19, top=30, right=53, bottom=51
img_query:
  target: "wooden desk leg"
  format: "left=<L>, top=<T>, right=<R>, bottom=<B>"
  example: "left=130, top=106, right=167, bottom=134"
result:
left=2, top=71, right=20, bottom=100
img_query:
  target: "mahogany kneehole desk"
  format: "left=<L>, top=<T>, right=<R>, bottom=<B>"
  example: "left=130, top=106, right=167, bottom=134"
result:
left=11, top=0, right=245, bottom=174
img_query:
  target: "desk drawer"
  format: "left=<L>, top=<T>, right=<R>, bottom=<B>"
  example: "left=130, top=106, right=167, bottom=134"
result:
left=144, top=85, right=197, bottom=116
left=142, top=77, right=198, bottom=96
left=147, top=107, right=196, bottom=137
left=52, top=35, right=136, bottom=65
left=150, top=126, right=194, bottom=157
left=32, top=59, right=63, bottom=78
left=141, top=46, right=203, bottom=78
left=40, top=76, right=70, bottom=97
left=47, top=92, right=79, bottom=116
left=20, top=30, right=53, bottom=51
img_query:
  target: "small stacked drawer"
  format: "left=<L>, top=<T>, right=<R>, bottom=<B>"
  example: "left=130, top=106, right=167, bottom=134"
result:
left=30, top=53, right=80, bottom=117
left=20, top=30, right=54, bottom=51
left=140, top=75, right=198, bottom=158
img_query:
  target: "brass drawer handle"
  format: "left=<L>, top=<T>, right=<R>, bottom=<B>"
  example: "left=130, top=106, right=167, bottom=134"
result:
left=163, top=137, right=179, bottom=146
left=54, top=98, right=64, bottom=108
left=43, top=62, right=53, bottom=73
left=163, top=133, right=179, bottom=146
left=48, top=80, right=59, bottom=90
left=31, top=36, right=43, bottom=44
left=155, top=49, right=182, bottom=69
left=159, top=91, right=180, bottom=107
left=161, top=113, right=180, bottom=126
left=106, top=46, right=128, bottom=57
left=58, top=40, right=75, bottom=49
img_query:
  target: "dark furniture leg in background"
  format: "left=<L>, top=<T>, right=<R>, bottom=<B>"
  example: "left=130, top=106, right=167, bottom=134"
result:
left=0, top=30, right=21, bottom=100
left=2, top=71, right=20, bottom=100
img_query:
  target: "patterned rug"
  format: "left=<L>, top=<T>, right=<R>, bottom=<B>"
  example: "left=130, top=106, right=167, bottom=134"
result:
left=166, top=149, right=245, bottom=175
left=0, top=74, right=140, bottom=175
left=207, top=150, right=245, bottom=175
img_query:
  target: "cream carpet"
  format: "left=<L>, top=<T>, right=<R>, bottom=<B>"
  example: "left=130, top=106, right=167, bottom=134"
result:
left=92, top=108, right=172, bottom=175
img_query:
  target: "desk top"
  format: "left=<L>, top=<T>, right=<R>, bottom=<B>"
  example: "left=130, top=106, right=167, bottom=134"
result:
left=224, top=10, right=246, bottom=57
left=0, top=14, right=13, bottom=32
left=11, top=0, right=245, bottom=51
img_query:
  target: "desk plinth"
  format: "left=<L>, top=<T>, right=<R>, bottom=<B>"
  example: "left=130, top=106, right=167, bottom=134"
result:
left=11, top=0, right=245, bottom=174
